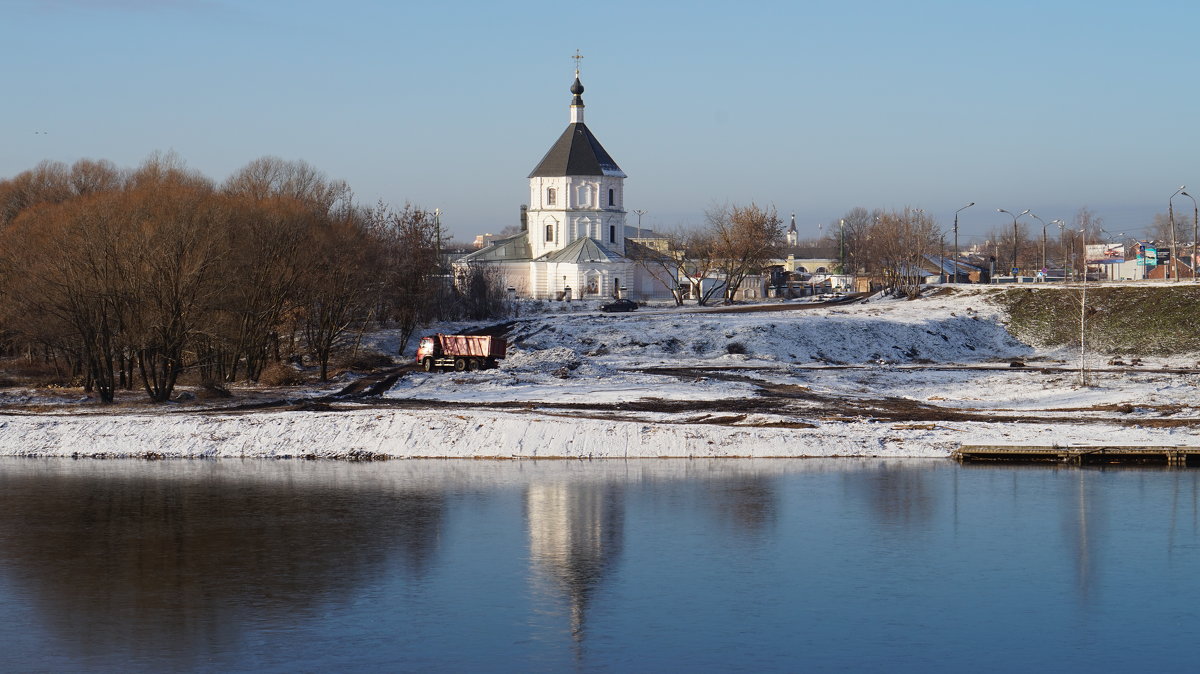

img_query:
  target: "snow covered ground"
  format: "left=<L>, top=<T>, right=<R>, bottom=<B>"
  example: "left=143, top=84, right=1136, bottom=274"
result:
left=1, top=287, right=1197, bottom=459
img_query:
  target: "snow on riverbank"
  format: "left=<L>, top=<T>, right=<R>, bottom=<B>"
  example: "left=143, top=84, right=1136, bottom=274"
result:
left=0, top=406, right=1192, bottom=460
left=1, top=287, right=1197, bottom=460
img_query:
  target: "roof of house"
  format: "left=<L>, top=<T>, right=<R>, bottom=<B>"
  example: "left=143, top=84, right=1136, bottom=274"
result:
left=537, top=237, right=625, bottom=263
left=456, top=231, right=532, bottom=263
left=925, top=254, right=986, bottom=274
left=780, top=245, right=838, bottom=259
left=528, top=122, right=626, bottom=178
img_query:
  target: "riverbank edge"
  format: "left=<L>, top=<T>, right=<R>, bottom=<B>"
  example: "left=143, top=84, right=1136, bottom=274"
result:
left=0, top=407, right=1172, bottom=460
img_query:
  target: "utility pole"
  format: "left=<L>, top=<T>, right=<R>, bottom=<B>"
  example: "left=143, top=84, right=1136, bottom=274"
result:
left=1170, top=186, right=1184, bottom=282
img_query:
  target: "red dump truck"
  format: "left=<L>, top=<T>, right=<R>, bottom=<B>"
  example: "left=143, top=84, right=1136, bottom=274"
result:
left=416, top=334, right=507, bottom=372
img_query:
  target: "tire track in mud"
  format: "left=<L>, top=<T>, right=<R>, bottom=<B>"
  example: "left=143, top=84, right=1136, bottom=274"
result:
left=185, top=364, right=1200, bottom=430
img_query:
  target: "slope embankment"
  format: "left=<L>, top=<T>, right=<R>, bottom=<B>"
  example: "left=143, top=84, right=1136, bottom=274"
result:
left=992, top=284, right=1200, bottom=357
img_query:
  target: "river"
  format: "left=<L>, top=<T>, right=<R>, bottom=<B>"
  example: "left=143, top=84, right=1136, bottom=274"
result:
left=0, top=458, right=1196, bottom=672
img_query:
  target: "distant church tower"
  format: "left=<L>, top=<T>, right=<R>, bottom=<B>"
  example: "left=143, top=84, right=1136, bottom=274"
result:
left=786, top=213, right=798, bottom=246
left=526, top=61, right=628, bottom=260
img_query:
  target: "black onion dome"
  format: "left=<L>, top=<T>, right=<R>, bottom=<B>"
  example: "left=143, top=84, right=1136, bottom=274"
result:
left=571, top=75, right=584, bottom=105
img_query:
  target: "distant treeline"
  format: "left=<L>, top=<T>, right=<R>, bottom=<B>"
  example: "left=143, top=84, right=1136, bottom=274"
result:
left=0, top=154, right=500, bottom=402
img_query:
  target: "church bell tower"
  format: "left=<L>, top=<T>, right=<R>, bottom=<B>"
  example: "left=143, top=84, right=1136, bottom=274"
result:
left=526, top=58, right=628, bottom=259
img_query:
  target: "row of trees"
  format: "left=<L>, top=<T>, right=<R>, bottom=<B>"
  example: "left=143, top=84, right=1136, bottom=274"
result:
left=630, top=203, right=786, bottom=305
left=0, top=155, right=491, bottom=403
left=826, top=206, right=1127, bottom=290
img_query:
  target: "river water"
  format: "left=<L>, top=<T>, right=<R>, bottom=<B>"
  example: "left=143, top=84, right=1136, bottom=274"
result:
left=0, top=457, right=1196, bottom=672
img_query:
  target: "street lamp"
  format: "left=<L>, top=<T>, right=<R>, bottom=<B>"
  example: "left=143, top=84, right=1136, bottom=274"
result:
left=839, top=219, right=846, bottom=274
left=1182, top=191, right=1199, bottom=282
left=1169, top=186, right=1185, bottom=282
left=1028, top=213, right=1046, bottom=277
left=997, top=208, right=1030, bottom=278
left=434, top=208, right=442, bottom=261
left=633, top=209, right=646, bottom=239
left=1048, top=219, right=1064, bottom=278
left=953, top=202, right=974, bottom=283
left=1056, top=219, right=1068, bottom=283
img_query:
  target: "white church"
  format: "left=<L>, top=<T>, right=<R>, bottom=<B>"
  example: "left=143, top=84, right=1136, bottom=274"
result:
left=456, top=68, right=674, bottom=300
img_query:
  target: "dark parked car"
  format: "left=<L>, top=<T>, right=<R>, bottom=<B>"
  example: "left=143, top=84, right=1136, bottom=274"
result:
left=599, top=298, right=638, bottom=312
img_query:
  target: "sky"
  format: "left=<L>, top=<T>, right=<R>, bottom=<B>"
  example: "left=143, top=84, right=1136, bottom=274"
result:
left=4, top=0, right=1199, bottom=245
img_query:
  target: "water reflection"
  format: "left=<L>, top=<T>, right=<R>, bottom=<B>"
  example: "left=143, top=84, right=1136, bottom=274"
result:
left=525, top=481, right=624, bottom=646
left=851, top=462, right=936, bottom=529
left=0, top=460, right=445, bottom=664
left=702, top=475, right=779, bottom=537
left=0, top=458, right=1197, bottom=671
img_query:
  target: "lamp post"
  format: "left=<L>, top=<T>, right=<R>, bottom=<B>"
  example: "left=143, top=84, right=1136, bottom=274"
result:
left=1029, top=213, right=1046, bottom=277
left=434, top=208, right=442, bottom=262
left=953, top=202, right=974, bottom=283
left=1169, top=186, right=1185, bottom=282
left=1182, top=191, right=1198, bottom=282
left=1048, top=219, right=1063, bottom=278
left=940, top=233, right=947, bottom=283
left=1078, top=227, right=1089, bottom=386
left=997, top=208, right=1030, bottom=278
left=1057, top=220, right=1068, bottom=284
left=839, top=219, right=846, bottom=274
left=633, top=209, right=646, bottom=239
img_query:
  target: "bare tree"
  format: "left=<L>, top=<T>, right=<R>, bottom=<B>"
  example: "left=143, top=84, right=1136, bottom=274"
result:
left=454, top=262, right=509, bottom=320
left=826, top=207, right=880, bottom=274
left=367, top=203, right=443, bottom=354
left=222, top=156, right=352, bottom=216
left=298, top=214, right=374, bottom=381
left=678, top=228, right=723, bottom=306
left=861, top=208, right=941, bottom=298
left=706, top=203, right=785, bottom=303
left=121, top=158, right=222, bottom=401
left=626, top=229, right=688, bottom=305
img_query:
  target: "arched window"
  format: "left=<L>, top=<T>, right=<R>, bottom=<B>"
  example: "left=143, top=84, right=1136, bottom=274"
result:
left=576, top=184, right=593, bottom=208
left=610, top=224, right=616, bottom=242
left=545, top=223, right=554, bottom=242
left=547, top=187, right=556, bottom=206
left=608, top=188, right=614, bottom=206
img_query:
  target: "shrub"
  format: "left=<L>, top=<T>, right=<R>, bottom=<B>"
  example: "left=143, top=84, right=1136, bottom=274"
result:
left=258, top=361, right=307, bottom=386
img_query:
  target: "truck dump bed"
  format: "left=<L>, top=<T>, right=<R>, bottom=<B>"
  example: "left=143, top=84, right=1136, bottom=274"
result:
left=437, top=334, right=507, bottom=358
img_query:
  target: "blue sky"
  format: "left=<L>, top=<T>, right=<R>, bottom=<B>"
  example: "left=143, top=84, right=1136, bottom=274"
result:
left=4, top=0, right=1198, bottom=244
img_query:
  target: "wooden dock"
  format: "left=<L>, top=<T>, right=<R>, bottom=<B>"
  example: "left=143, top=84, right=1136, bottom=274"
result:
left=954, top=445, right=1200, bottom=467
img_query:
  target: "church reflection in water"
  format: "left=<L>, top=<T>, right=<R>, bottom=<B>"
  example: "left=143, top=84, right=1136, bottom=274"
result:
left=522, top=471, right=780, bottom=651
left=525, top=480, right=624, bottom=645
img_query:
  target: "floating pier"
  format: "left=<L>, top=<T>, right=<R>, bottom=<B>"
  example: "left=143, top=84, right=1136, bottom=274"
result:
left=954, top=445, right=1200, bottom=467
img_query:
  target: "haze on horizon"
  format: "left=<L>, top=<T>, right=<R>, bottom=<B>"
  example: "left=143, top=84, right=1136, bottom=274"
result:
left=4, top=0, right=1197, bottom=245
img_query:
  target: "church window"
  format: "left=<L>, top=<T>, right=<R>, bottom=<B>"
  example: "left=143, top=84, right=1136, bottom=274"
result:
left=610, top=224, right=616, bottom=243
left=608, top=188, right=614, bottom=206
left=547, top=187, right=556, bottom=206
left=545, top=223, right=554, bottom=242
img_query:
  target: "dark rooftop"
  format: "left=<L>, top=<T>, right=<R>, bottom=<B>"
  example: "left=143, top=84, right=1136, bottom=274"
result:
left=528, top=123, right=626, bottom=178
